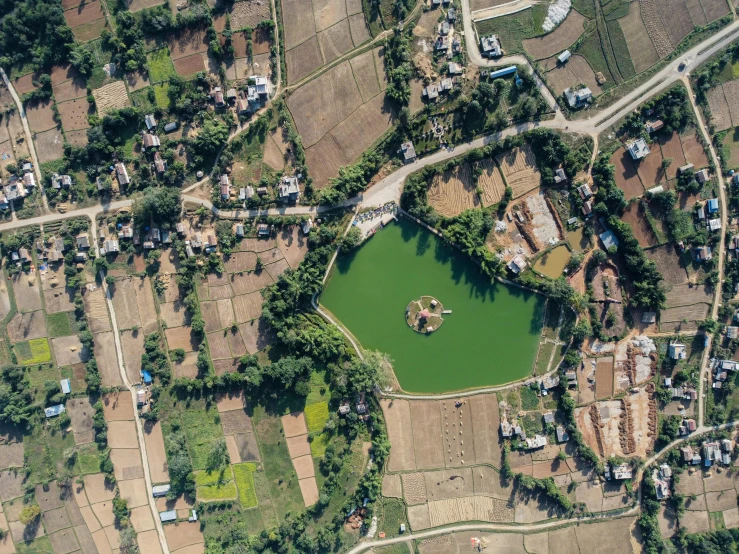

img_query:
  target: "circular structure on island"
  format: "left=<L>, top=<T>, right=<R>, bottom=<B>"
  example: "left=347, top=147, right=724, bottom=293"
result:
left=406, top=296, right=444, bottom=334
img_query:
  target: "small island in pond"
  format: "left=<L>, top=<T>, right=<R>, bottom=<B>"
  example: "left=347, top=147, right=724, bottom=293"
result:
left=406, top=296, right=445, bottom=334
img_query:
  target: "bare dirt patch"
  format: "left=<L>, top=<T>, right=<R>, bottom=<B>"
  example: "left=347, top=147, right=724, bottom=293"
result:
left=110, top=449, right=144, bottom=481
left=611, top=147, right=644, bottom=199
left=286, top=435, right=311, bottom=458
left=230, top=271, right=273, bottom=295
left=173, top=54, right=206, bottom=78
left=496, top=144, right=541, bottom=198
left=169, top=28, right=208, bottom=59
left=225, top=252, right=257, bottom=273
left=281, top=412, right=308, bottom=437
left=646, top=245, right=688, bottom=285
left=106, top=421, right=138, bottom=449
left=53, top=77, right=87, bottom=102
left=12, top=272, right=41, bottom=312
left=66, top=397, right=94, bottom=445
left=160, top=301, right=190, bottom=328
left=0, top=443, right=24, bottom=470
left=298, top=477, right=319, bottom=507
left=165, top=326, right=196, bottom=352
left=681, top=133, right=710, bottom=168
left=163, top=522, right=203, bottom=551
left=382, top=473, right=402, bottom=498
left=92, top=81, right=131, bottom=115
left=659, top=132, right=687, bottom=179
left=266, top=259, right=290, bottom=280
left=620, top=1, right=661, bottom=73
left=34, top=128, right=65, bottom=163
left=8, top=311, right=47, bottom=342
left=292, top=455, right=315, bottom=479
left=26, top=99, right=57, bottom=133
left=277, top=226, right=309, bottom=269
left=63, top=1, right=104, bottom=27
left=239, top=317, right=275, bottom=353
left=58, top=98, right=93, bottom=131
left=102, top=391, right=134, bottom=421
left=219, top=408, right=253, bottom=435
left=52, top=335, right=90, bottom=366
left=143, top=421, right=169, bottom=484
left=84, top=474, right=117, bottom=504
left=620, top=201, right=657, bottom=247
left=524, top=11, right=585, bottom=60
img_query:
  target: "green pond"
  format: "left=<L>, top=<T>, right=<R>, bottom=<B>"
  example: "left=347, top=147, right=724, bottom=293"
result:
left=320, top=218, right=544, bottom=393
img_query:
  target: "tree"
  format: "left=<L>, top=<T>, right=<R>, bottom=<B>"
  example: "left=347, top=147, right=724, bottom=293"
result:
left=19, top=505, right=40, bottom=525
left=193, top=119, right=229, bottom=154
left=345, top=351, right=393, bottom=394
left=70, top=46, right=94, bottom=76
left=206, top=438, right=229, bottom=472
left=338, top=227, right=362, bottom=254
left=132, top=188, right=182, bottom=228
left=170, top=349, right=185, bottom=363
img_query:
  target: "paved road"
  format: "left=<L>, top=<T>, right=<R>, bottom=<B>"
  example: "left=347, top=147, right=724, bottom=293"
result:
left=684, top=76, right=728, bottom=428
left=0, top=68, right=50, bottom=213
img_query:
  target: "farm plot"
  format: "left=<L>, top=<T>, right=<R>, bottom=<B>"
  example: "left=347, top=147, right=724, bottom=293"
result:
left=595, top=357, right=615, bottom=400
left=636, top=147, right=667, bottom=187
left=143, top=421, right=169, bottom=484
left=84, top=284, right=111, bottom=333
left=120, top=330, right=145, bottom=384
left=611, top=147, right=644, bottom=199
left=427, top=163, right=480, bottom=217
left=66, top=398, right=95, bottom=445
left=658, top=132, right=687, bottom=179
left=165, top=326, right=196, bottom=352
left=381, top=399, right=416, bottom=471
left=639, top=0, right=674, bottom=58
left=92, top=81, right=131, bottom=115
left=349, top=48, right=382, bottom=102
left=660, top=303, right=710, bottom=323
left=681, top=133, right=710, bottom=168
left=8, top=311, right=47, bottom=342
left=645, top=245, right=688, bottom=285
left=44, top=286, right=75, bottom=314
left=722, top=79, right=739, bottom=127
left=58, top=99, right=93, bottom=131
left=654, top=0, right=694, bottom=49
left=34, top=128, right=65, bottom=163
left=173, top=54, right=206, bottom=79
left=225, top=252, right=257, bottom=273
left=664, top=283, right=713, bottom=307
left=277, top=226, right=309, bottom=268
left=523, top=11, right=586, bottom=60
left=702, top=0, right=731, bottom=22
left=26, top=99, right=57, bottom=133
left=230, top=271, right=274, bottom=295
left=619, top=1, right=660, bottom=73
left=72, top=18, right=107, bottom=42
left=63, top=0, right=104, bottom=27
left=239, top=317, right=276, bottom=354
left=111, top=278, right=141, bottom=330
left=707, top=84, right=733, bottom=131
left=230, top=0, right=272, bottom=29
left=206, top=331, right=232, bottom=359
left=13, top=272, right=42, bottom=312
left=169, top=27, right=209, bottom=60
left=495, top=144, right=541, bottom=198
left=409, top=401, right=443, bottom=470
left=232, top=292, right=263, bottom=323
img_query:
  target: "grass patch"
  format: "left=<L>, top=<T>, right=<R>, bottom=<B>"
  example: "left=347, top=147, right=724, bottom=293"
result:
left=305, top=370, right=330, bottom=405
left=535, top=342, right=555, bottom=375
left=46, top=312, right=76, bottom=338
left=76, top=444, right=102, bottom=474
left=84, top=38, right=113, bottom=66
left=154, top=84, right=171, bottom=110
left=87, top=66, right=109, bottom=90
left=522, top=412, right=544, bottom=436
left=233, top=462, right=258, bottom=508
left=16, top=338, right=52, bottom=366
left=195, top=467, right=238, bottom=501
left=520, top=385, right=541, bottom=410
left=506, top=390, right=520, bottom=412
left=572, top=0, right=596, bottom=18
left=475, top=8, right=543, bottom=55
left=180, top=402, right=225, bottom=471
left=309, top=431, right=330, bottom=458
left=23, top=423, right=77, bottom=485
left=378, top=497, right=406, bottom=537
left=130, top=88, right=156, bottom=113
left=253, top=468, right=279, bottom=528
left=304, top=401, right=329, bottom=433
left=710, top=511, right=726, bottom=530
left=606, top=19, right=635, bottom=79
left=15, top=536, right=53, bottom=554
left=148, top=49, right=177, bottom=83
left=375, top=545, right=410, bottom=554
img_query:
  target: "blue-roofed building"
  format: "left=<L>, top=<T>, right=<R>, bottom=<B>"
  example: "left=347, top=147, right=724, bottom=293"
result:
left=488, top=66, right=517, bottom=79
left=44, top=404, right=66, bottom=418
left=599, top=230, right=619, bottom=250
left=707, top=198, right=719, bottom=213
left=159, top=510, right=177, bottom=522
left=142, top=370, right=152, bottom=384
left=60, top=379, right=71, bottom=394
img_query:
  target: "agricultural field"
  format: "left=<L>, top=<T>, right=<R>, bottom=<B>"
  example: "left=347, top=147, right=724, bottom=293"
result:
left=523, top=11, right=587, bottom=60
left=495, top=144, right=541, bottom=198
left=91, top=81, right=131, bottom=115
left=427, top=159, right=505, bottom=217
left=62, top=0, right=108, bottom=42
left=287, top=48, right=393, bottom=187
left=282, top=0, right=372, bottom=83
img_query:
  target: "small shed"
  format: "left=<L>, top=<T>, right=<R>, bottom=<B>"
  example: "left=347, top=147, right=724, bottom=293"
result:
left=159, top=510, right=177, bottom=523
left=60, top=379, right=71, bottom=394
left=152, top=484, right=171, bottom=497
left=44, top=405, right=66, bottom=418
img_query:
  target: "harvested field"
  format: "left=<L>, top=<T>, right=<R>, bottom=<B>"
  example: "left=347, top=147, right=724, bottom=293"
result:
left=682, top=510, right=710, bottom=533
left=0, top=443, right=23, bottom=469
left=655, top=0, right=693, bottom=47
left=94, top=331, right=123, bottom=387
left=84, top=474, right=117, bottom=504
left=230, top=0, right=272, bottom=30
left=213, top=358, right=239, bottom=376
left=401, top=472, right=427, bottom=505
left=230, top=271, right=273, bottom=295
left=130, top=506, right=155, bottom=532
left=424, top=468, right=474, bottom=501
left=160, top=301, right=190, bottom=328
left=286, top=434, right=312, bottom=459
left=165, top=326, right=196, bottom=352
left=478, top=160, right=506, bottom=206
left=63, top=1, right=104, bottom=27
left=107, top=421, right=138, bottom=449
left=128, top=0, right=165, bottom=10
left=681, top=134, right=710, bottom=168
left=238, top=237, right=278, bottom=252
left=110, top=449, right=144, bottom=481
left=292, top=455, right=315, bottom=479
left=26, top=99, right=57, bottom=133
left=282, top=0, right=317, bottom=49
left=281, top=412, right=308, bottom=438
left=72, top=18, right=106, bottom=42
left=382, top=473, right=402, bottom=498
left=703, top=0, right=731, bottom=21
left=34, top=128, right=65, bottom=163
left=233, top=432, right=260, bottom=461
left=317, top=20, right=354, bottom=65
left=66, top=397, right=95, bottom=444
left=225, top=252, right=257, bottom=273
left=66, top=129, right=89, bottom=147
left=163, top=522, right=203, bottom=551
left=469, top=394, right=501, bottom=466
left=42, top=507, right=72, bottom=534
left=169, top=28, right=208, bottom=59
left=14, top=73, right=39, bottom=94
left=143, top=421, right=169, bottom=483
left=48, top=528, right=80, bottom=554
left=263, top=131, right=287, bottom=170
left=173, top=54, right=206, bottom=78
left=239, top=317, right=275, bottom=353
left=664, top=283, right=712, bottom=307
left=640, top=0, right=673, bottom=57
left=611, top=147, right=644, bottom=199
left=216, top=390, right=246, bottom=412
left=92, top=81, right=131, bottom=115
left=636, top=148, right=667, bottom=187
left=660, top=303, right=710, bottom=322
left=52, top=335, right=89, bottom=366
left=496, top=144, right=540, bottom=198
left=620, top=201, right=657, bottom=247
left=173, top=352, right=199, bottom=378
left=84, top=285, right=111, bottom=332
left=58, top=98, right=92, bottom=131
left=118, top=478, right=148, bottom=508
left=277, top=226, right=308, bottom=268
left=298, top=477, right=319, bottom=506
left=349, top=49, right=381, bottom=102
left=523, top=11, right=585, bottom=60
left=706, top=85, right=731, bottom=131
left=646, top=245, right=688, bottom=285
left=12, top=272, right=41, bottom=312
left=266, top=259, right=290, bottom=280
left=545, top=55, right=605, bottom=96
left=410, top=401, right=443, bottom=470
left=428, top=164, right=479, bottom=217
left=658, top=132, right=687, bottom=179
left=119, top=330, right=144, bottom=385
left=620, top=1, right=660, bottom=73
left=226, top=328, right=247, bottom=357
left=286, top=38, right=324, bottom=83
left=201, top=302, right=221, bottom=332
left=424, top=496, right=513, bottom=528
left=0, top=470, right=25, bottom=501
left=219, top=408, right=253, bottom=435
left=382, top=399, right=416, bottom=471
left=134, top=277, right=158, bottom=334
left=44, top=286, right=75, bottom=313
left=206, top=331, right=232, bottom=359
left=8, top=311, right=47, bottom=342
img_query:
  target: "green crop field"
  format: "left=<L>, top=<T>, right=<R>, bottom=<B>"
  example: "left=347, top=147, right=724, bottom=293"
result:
left=180, top=402, right=225, bottom=470
left=520, top=385, right=541, bottom=410
left=15, top=536, right=53, bottom=554
left=195, top=467, right=238, bottom=501
left=16, top=338, right=52, bottom=365
left=574, top=31, right=615, bottom=89
left=233, top=462, right=258, bottom=508
left=378, top=498, right=407, bottom=538
left=304, top=401, right=328, bottom=433
left=606, top=20, right=635, bottom=79
left=46, top=312, right=77, bottom=338
left=148, top=49, right=177, bottom=83
left=154, top=84, right=171, bottom=109
left=76, top=444, right=103, bottom=475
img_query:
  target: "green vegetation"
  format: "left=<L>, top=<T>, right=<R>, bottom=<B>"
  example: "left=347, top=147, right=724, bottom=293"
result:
left=520, top=384, right=541, bottom=411
left=46, top=311, right=78, bottom=338
left=15, top=338, right=52, bottom=366
left=153, top=83, right=171, bottom=109
left=233, top=462, right=258, bottom=508
left=605, top=19, right=635, bottom=80
left=377, top=498, right=406, bottom=537
left=76, top=444, right=103, bottom=475
left=148, top=48, right=176, bottom=83
left=305, top=401, right=329, bottom=432
left=476, top=8, right=546, bottom=55
left=574, top=31, right=615, bottom=90
left=195, top=468, right=238, bottom=501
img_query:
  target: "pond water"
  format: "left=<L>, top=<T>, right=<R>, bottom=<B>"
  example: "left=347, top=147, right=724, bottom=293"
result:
left=320, top=218, right=544, bottom=393
left=566, top=227, right=591, bottom=252
left=533, top=245, right=571, bottom=279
